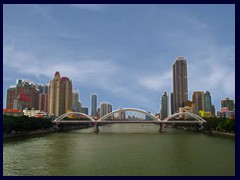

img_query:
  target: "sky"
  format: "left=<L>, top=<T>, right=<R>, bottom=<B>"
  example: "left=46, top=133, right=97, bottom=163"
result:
left=3, top=4, right=235, bottom=114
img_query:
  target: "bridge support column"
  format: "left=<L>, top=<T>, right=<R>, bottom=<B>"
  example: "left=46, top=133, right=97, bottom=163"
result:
left=53, top=123, right=59, bottom=131
left=159, top=123, right=163, bottom=133
left=94, top=123, right=99, bottom=133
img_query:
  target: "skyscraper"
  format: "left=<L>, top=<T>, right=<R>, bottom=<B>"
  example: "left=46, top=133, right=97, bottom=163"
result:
left=39, top=93, right=48, bottom=113
left=192, top=91, right=205, bottom=114
left=81, top=107, right=88, bottom=115
left=6, top=80, right=40, bottom=111
left=170, top=92, right=174, bottom=115
left=204, top=91, right=212, bottom=112
left=49, top=71, right=73, bottom=117
left=6, top=86, right=17, bottom=109
left=172, top=57, right=188, bottom=113
left=100, top=102, right=112, bottom=117
left=91, top=93, right=97, bottom=116
left=72, top=91, right=81, bottom=112
left=36, top=84, right=49, bottom=113
left=49, top=72, right=62, bottom=116
left=61, top=77, right=73, bottom=113
left=35, top=84, right=49, bottom=94
left=160, top=91, right=168, bottom=120
left=211, top=105, right=216, bottom=116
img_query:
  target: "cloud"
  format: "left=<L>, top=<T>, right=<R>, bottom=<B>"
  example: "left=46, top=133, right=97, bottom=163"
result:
left=3, top=4, right=234, bottom=113
left=188, top=45, right=235, bottom=102
left=137, top=71, right=172, bottom=92
left=3, top=41, right=116, bottom=81
left=3, top=40, right=159, bottom=112
left=3, top=40, right=14, bottom=65
left=33, top=5, right=52, bottom=19
left=70, top=4, right=105, bottom=11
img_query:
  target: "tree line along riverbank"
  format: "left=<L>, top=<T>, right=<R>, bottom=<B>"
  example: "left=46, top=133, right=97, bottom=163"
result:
left=3, top=114, right=91, bottom=138
left=3, top=115, right=235, bottom=138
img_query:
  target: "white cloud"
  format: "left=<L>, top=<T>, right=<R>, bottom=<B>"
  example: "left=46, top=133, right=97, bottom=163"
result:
left=3, top=40, right=14, bottom=65
left=137, top=71, right=172, bottom=92
left=3, top=41, right=117, bottom=82
left=33, top=5, right=53, bottom=20
left=70, top=4, right=105, bottom=11
left=188, top=45, right=235, bottom=102
left=3, top=40, right=159, bottom=112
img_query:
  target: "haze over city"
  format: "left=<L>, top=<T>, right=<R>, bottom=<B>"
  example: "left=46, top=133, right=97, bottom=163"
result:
left=3, top=4, right=235, bottom=114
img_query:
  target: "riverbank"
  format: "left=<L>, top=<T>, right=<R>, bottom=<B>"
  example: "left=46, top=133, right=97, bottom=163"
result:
left=3, top=125, right=94, bottom=139
left=3, top=128, right=56, bottom=139
left=210, top=131, right=235, bottom=138
left=171, top=126, right=235, bottom=138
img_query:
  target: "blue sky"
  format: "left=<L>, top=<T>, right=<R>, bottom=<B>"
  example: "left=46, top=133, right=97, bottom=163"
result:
left=3, top=4, right=235, bottom=114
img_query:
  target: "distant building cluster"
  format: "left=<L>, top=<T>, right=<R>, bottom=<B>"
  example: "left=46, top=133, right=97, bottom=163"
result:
left=5, top=71, right=112, bottom=118
left=5, top=57, right=234, bottom=120
left=160, top=56, right=235, bottom=120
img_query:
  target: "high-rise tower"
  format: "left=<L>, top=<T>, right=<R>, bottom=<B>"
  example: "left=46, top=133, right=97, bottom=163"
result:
left=72, top=91, right=81, bottom=112
left=100, top=102, right=112, bottom=117
left=160, top=91, right=168, bottom=120
left=6, top=80, right=39, bottom=111
left=91, top=93, right=97, bottom=116
left=192, top=91, right=205, bottom=114
left=204, top=91, right=212, bottom=112
left=172, top=57, right=188, bottom=113
left=49, top=71, right=72, bottom=117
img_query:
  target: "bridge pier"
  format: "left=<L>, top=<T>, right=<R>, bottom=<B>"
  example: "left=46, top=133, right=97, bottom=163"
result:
left=159, top=123, right=163, bottom=133
left=53, top=123, right=59, bottom=131
left=94, top=123, right=99, bottom=133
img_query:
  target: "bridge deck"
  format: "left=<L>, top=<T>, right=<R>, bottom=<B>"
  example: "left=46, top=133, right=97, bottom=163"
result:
left=53, top=120, right=202, bottom=124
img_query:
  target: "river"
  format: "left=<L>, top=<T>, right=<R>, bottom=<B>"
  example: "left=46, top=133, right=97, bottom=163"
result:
left=3, top=124, right=235, bottom=176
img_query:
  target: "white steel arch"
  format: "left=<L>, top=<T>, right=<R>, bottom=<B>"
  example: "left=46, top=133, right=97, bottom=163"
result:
left=53, top=112, right=96, bottom=122
left=98, top=108, right=161, bottom=122
left=163, top=112, right=206, bottom=124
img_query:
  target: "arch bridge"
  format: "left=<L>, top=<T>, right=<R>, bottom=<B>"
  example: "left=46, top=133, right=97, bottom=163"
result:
left=53, top=108, right=206, bottom=132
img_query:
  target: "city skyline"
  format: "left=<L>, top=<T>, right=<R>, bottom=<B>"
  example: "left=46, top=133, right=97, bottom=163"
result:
left=3, top=4, right=235, bottom=114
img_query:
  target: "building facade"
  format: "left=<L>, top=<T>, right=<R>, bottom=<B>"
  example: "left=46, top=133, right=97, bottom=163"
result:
left=172, top=57, right=188, bottom=113
left=170, top=92, right=174, bottom=115
left=91, top=93, right=97, bottom=116
left=192, top=91, right=205, bottom=115
left=6, top=80, right=40, bottom=111
left=221, top=98, right=234, bottom=111
left=39, top=93, right=48, bottom=113
left=160, top=91, right=168, bottom=120
left=81, top=107, right=88, bottom=115
left=100, top=102, right=112, bottom=117
left=23, top=108, right=40, bottom=117
left=3, top=108, right=24, bottom=116
left=211, top=105, right=216, bottom=116
left=35, top=84, right=49, bottom=94
left=48, top=72, right=73, bottom=117
left=204, top=91, right=212, bottom=112
left=72, top=91, right=81, bottom=112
